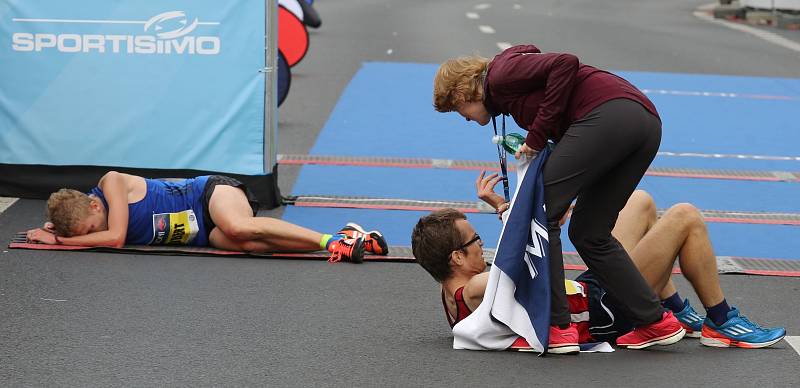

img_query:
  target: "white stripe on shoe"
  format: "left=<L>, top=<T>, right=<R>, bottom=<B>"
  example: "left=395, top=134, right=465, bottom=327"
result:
left=734, top=324, right=753, bottom=333
left=624, top=328, right=686, bottom=350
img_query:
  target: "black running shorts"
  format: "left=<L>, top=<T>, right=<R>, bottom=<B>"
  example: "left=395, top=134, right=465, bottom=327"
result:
left=201, top=175, right=260, bottom=233
left=575, top=271, right=635, bottom=343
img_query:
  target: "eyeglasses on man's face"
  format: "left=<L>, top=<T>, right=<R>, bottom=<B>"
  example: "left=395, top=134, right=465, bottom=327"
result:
left=457, top=233, right=482, bottom=251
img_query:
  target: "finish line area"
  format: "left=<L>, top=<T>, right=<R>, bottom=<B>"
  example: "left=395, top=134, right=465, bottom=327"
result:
left=2, top=61, right=798, bottom=386
left=272, top=62, right=800, bottom=377
left=281, top=62, right=800, bottom=264
left=3, top=0, right=800, bottom=383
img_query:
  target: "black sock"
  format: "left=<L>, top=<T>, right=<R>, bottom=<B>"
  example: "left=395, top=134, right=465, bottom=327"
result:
left=661, top=292, right=684, bottom=313
left=705, top=299, right=732, bottom=326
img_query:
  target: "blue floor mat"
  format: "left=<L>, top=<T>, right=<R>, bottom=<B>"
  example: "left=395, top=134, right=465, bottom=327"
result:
left=283, top=62, right=800, bottom=262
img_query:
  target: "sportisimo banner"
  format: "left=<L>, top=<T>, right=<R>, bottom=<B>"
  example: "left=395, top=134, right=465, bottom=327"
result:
left=0, top=0, right=267, bottom=175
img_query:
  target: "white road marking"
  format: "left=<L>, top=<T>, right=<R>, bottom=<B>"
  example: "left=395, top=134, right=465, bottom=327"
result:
left=657, top=151, right=800, bottom=162
left=41, top=298, right=68, bottom=302
left=497, top=42, right=512, bottom=50
left=478, top=25, right=495, bottom=34
left=786, top=336, right=800, bottom=357
left=0, top=197, right=18, bottom=215
left=474, top=3, right=491, bottom=10
left=466, top=12, right=480, bottom=20
left=513, top=4, right=522, bottom=10
left=641, top=88, right=795, bottom=100
left=386, top=49, right=393, bottom=55
left=693, top=3, right=800, bottom=54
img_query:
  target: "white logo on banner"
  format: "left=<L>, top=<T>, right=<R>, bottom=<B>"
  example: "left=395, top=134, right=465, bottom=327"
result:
left=11, top=11, right=221, bottom=55
left=523, top=219, right=548, bottom=279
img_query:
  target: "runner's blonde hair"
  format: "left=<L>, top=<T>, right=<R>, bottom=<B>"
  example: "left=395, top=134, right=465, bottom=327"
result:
left=47, top=189, right=92, bottom=237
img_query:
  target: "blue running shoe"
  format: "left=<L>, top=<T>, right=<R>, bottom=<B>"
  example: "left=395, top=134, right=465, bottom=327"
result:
left=673, top=299, right=704, bottom=338
left=700, top=307, right=786, bottom=348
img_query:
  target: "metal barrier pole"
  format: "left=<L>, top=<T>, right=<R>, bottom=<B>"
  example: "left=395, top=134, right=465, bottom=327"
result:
left=263, top=0, right=278, bottom=174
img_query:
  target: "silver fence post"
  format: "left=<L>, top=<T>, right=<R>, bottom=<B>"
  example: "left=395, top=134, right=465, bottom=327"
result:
left=263, top=0, right=278, bottom=174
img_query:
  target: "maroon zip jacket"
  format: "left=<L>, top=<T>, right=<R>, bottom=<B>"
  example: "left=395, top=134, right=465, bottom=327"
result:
left=482, top=45, right=659, bottom=151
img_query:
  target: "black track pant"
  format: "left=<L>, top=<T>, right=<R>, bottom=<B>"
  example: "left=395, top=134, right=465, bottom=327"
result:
left=544, top=98, right=663, bottom=327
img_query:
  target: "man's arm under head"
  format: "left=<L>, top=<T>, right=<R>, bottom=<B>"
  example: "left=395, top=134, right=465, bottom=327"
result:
left=52, top=171, right=131, bottom=247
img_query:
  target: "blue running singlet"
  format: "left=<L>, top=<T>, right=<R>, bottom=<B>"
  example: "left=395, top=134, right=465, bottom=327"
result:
left=89, top=176, right=211, bottom=246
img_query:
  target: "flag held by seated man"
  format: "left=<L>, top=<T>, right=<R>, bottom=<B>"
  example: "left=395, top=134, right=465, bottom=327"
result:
left=452, top=146, right=552, bottom=354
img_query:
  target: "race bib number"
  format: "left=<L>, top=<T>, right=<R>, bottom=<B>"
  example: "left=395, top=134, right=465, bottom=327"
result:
left=150, top=210, right=199, bottom=245
left=565, top=279, right=586, bottom=296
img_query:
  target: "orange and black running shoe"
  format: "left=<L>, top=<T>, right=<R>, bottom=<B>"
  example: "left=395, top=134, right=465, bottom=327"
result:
left=327, top=236, right=365, bottom=263
left=337, top=222, right=389, bottom=255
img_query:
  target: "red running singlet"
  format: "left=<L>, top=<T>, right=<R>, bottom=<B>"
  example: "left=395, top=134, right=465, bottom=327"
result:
left=442, top=287, right=472, bottom=328
left=442, top=280, right=594, bottom=343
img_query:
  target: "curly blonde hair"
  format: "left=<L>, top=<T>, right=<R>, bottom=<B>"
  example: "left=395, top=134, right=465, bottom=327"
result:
left=433, top=55, right=489, bottom=112
left=47, top=189, right=92, bottom=237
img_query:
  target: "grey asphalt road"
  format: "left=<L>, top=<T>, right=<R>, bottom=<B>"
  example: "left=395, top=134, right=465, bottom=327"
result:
left=2, top=1, right=800, bottom=386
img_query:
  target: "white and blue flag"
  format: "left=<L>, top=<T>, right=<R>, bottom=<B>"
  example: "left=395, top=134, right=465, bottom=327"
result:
left=453, top=146, right=552, bottom=354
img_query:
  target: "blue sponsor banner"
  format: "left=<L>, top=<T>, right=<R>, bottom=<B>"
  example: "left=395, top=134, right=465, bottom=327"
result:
left=0, top=0, right=266, bottom=175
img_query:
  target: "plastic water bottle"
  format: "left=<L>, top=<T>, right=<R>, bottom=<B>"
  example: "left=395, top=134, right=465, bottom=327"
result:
left=492, top=133, right=526, bottom=154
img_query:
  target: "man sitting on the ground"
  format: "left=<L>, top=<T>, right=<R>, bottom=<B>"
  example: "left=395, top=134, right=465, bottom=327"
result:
left=411, top=176, right=786, bottom=350
left=25, top=171, right=387, bottom=263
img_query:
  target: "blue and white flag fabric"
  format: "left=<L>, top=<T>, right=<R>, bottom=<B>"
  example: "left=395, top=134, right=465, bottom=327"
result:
left=453, top=146, right=552, bottom=354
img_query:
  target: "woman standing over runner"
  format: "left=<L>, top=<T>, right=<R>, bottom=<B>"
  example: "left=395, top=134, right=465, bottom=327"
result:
left=432, top=44, right=685, bottom=352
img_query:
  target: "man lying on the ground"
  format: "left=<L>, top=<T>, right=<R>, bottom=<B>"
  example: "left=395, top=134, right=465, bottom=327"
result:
left=25, top=171, right=387, bottom=263
left=411, top=181, right=786, bottom=350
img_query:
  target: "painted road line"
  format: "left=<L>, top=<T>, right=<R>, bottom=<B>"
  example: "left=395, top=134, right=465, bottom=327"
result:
left=288, top=195, right=495, bottom=213
left=466, top=12, right=479, bottom=20
left=280, top=150, right=800, bottom=164
left=694, top=3, right=800, bottom=54
left=474, top=3, right=491, bottom=10
left=287, top=194, right=800, bottom=226
left=478, top=25, right=495, bottom=34
left=0, top=197, right=18, bottom=215
left=657, top=151, right=800, bottom=162
left=497, top=42, right=512, bottom=50
left=641, top=88, right=796, bottom=101
left=277, top=154, right=800, bottom=182
left=786, top=337, right=800, bottom=357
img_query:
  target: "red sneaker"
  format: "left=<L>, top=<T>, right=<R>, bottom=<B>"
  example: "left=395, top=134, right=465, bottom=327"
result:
left=507, top=336, right=536, bottom=352
left=548, top=324, right=580, bottom=355
left=327, top=237, right=365, bottom=263
left=337, top=222, right=389, bottom=255
left=616, top=311, right=686, bottom=349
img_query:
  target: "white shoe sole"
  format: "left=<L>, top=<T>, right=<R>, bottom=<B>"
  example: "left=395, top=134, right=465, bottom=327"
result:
left=547, top=344, right=580, bottom=355
left=345, top=222, right=383, bottom=236
left=622, top=328, right=686, bottom=350
left=507, top=347, right=537, bottom=352
left=700, top=335, right=785, bottom=349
